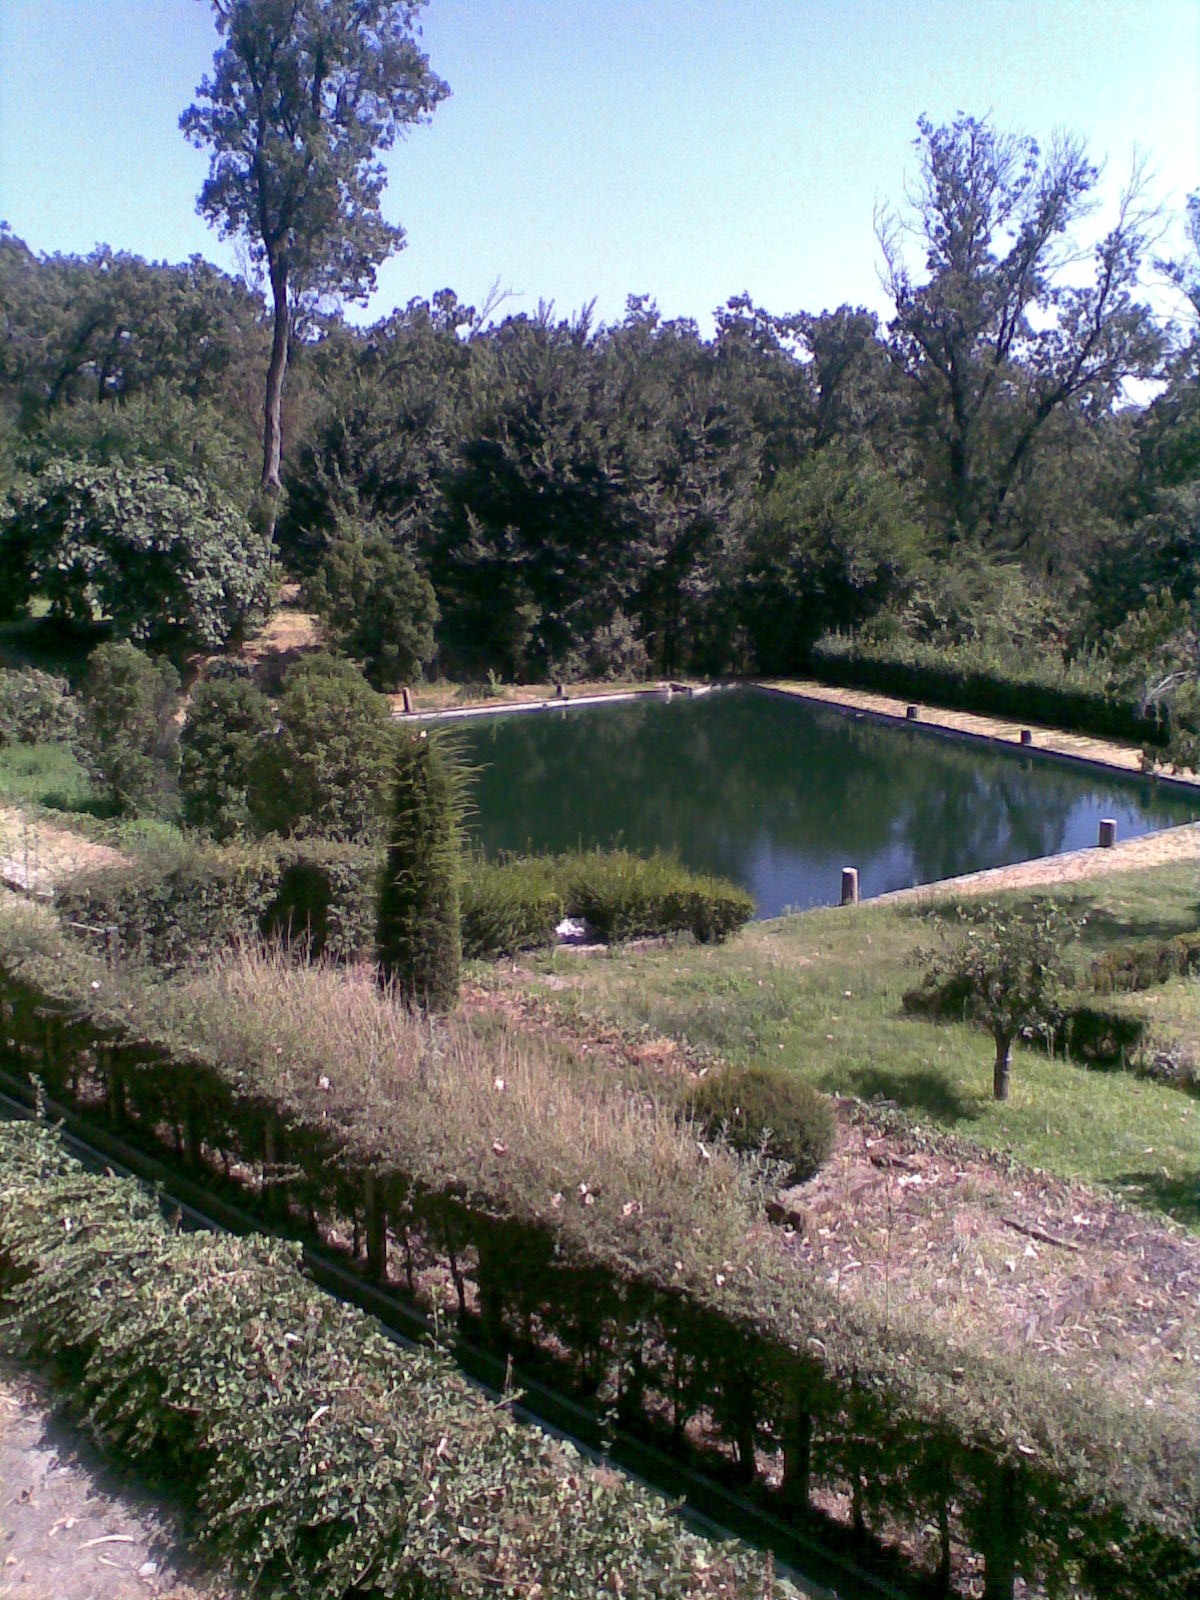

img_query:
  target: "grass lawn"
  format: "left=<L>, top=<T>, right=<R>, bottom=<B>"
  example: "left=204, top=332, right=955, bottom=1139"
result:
left=505, top=863, right=1200, bottom=1227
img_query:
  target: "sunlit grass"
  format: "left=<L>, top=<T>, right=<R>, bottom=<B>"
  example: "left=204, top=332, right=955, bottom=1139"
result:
left=510, top=862, right=1200, bottom=1226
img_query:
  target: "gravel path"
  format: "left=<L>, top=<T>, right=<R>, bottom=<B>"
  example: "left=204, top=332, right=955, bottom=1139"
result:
left=0, top=1371, right=228, bottom=1600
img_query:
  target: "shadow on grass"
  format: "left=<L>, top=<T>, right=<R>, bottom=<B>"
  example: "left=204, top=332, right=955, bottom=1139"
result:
left=1112, top=1170, right=1200, bottom=1228
left=841, top=1064, right=982, bottom=1124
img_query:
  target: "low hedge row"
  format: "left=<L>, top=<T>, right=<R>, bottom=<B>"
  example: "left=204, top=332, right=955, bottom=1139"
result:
left=0, top=912, right=1195, bottom=1599
left=1089, top=933, right=1200, bottom=995
left=0, top=1121, right=793, bottom=1600
left=901, top=974, right=1151, bottom=1069
left=808, top=635, right=1166, bottom=746
left=57, top=844, right=754, bottom=971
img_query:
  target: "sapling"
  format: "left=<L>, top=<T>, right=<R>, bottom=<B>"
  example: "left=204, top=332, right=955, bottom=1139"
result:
left=918, top=901, right=1080, bottom=1100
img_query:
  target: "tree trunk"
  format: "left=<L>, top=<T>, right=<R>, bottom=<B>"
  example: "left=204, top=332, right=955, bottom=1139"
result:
left=993, top=1033, right=1013, bottom=1101
left=261, top=259, right=290, bottom=534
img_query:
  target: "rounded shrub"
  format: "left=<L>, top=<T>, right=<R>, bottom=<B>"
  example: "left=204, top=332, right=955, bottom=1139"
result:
left=0, top=666, right=77, bottom=746
left=687, top=1064, right=836, bottom=1184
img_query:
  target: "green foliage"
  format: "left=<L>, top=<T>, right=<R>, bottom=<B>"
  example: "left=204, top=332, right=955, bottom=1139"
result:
left=0, top=1123, right=794, bottom=1600
left=460, top=854, right=563, bottom=957
left=77, top=641, right=180, bottom=817
left=742, top=447, right=925, bottom=671
left=55, top=837, right=379, bottom=970
left=0, top=457, right=270, bottom=651
left=179, top=672, right=275, bottom=839
left=378, top=731, right=465, bottom=1012
left=0, top=666, right=76, bottom=747
left=557, top=849, right=755, bottom=943
left=916, top=902, right=1081, bottom=1099
left=1089, top=932, right=1200, bottom=995
left=2, top=920, right=1196, bottom=1597
left=250, top=652, right=395, bottom=841
left=306, top=518, right=439, bottom=689
left=810, top=631, right=1166, bottom=745
left=687, top=1063, right=836, bottom=1184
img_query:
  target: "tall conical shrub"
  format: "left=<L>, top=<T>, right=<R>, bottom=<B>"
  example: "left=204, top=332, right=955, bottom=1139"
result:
left=377, top=731, right=466, bottom=1013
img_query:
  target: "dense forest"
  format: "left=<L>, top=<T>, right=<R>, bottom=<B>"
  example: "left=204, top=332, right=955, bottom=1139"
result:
left=2, top=115, right=1198, bottom=741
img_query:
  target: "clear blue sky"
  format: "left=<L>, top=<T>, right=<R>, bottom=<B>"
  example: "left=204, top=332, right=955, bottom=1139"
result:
left=1, top=0, right=1197, bottom=332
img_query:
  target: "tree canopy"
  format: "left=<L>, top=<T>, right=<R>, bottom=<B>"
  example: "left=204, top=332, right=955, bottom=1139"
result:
left=181, top=0, right=448, bottom=497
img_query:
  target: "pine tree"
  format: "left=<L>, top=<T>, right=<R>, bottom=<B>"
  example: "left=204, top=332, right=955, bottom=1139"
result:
left=377, top=731, right=465, bottom=1012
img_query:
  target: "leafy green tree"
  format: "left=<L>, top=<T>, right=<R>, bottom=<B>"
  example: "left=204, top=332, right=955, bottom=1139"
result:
left=78, top=642, right=181, bottom=816
left=0, top=458, right=270, bottom=652
left=250, top=652, right=394, bottom=840
left=181, top=0, right=448, bottom=517
left=307, top=518, right=438, bottom=689
left=179, top=672, right=275, bottom=839
left=377, top=730, right=465, bottom=1012
left=879, top=113, right=1163, bottom=547
left=741, top=447, right=924, bottom=671
left=918, top=901, right=1079, bottom=1100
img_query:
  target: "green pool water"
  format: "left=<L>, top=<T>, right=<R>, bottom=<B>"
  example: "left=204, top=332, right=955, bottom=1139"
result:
left=451, top=688, right=1200, bottom=917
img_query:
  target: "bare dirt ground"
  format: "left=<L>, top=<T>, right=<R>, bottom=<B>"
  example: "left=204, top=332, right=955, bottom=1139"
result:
left=466, top=981, right=1200, bottom=1428
left=0, top=1370, right=230, bottom=1600
left=0, top=809, right=129, bottom=899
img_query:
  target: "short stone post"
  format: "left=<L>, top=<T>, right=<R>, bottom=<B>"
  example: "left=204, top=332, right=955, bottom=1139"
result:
left=401, top=686, right=413, bottom=714
left=905, top=704, right=918, bottom=720
left=841, top=867, right=859, bottom=905
left=1098, top=817, right=1117, bottom=849
left=1019, top=728, right=1033, bottom=746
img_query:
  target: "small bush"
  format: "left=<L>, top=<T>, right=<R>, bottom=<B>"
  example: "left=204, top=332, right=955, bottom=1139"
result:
left=248, top=652, right=395, bottom=841
left=0, top=666, right=77, bottom=746
left=77, top=641, right=180, bottom=816
left=687, top=1064, right=836, bottom=1184
left=179, top=674, right=275, bottom=839
left=559, top=849, right=754, bottom=943
left=461, top=855, right=564, bottom=957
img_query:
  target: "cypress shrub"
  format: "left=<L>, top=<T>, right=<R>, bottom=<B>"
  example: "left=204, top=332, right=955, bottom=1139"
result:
left=378, top=731, right=466, bottom=1012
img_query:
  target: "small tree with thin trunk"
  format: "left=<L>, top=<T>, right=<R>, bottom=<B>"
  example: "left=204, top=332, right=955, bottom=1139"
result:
left=918, top=901, right=1079, bottom=1100
left=181, top=1, right=447, bottom=529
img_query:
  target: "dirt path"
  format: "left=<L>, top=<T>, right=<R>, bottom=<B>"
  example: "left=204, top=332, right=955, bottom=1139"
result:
left=0, top=1370, right=229, bottom=1600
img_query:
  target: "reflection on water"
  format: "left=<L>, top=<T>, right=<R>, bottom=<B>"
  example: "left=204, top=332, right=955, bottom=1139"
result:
left=453, top=690, right=1200, bottom=917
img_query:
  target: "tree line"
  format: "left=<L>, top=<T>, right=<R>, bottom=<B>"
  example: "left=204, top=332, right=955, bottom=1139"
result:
left=1, top=115, right=1197, bottom=713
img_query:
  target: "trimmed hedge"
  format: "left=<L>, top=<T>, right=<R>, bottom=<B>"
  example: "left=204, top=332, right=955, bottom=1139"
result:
left=0, top=1122, right=794, bottom=1600
left=1089, top=933, right=1200, bottom=995
left=56, top=838, right=380, bottom=969
left=56, top=845, right=755, bottom=971
left=0, top=915, right=1195, bottom=1599
left=808, top=635, right=1167, bottom=746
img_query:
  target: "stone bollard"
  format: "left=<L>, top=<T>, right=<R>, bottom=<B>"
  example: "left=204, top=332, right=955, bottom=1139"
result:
left=841, top=867, right=859, bottom=905
left=1098, top=818, right=1117, bottom=849
left=905, top=704, right=918, bottom=721
left=401, top=686, right=413, bottom=714
left=1020, top=728, right=1033, bottom=746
